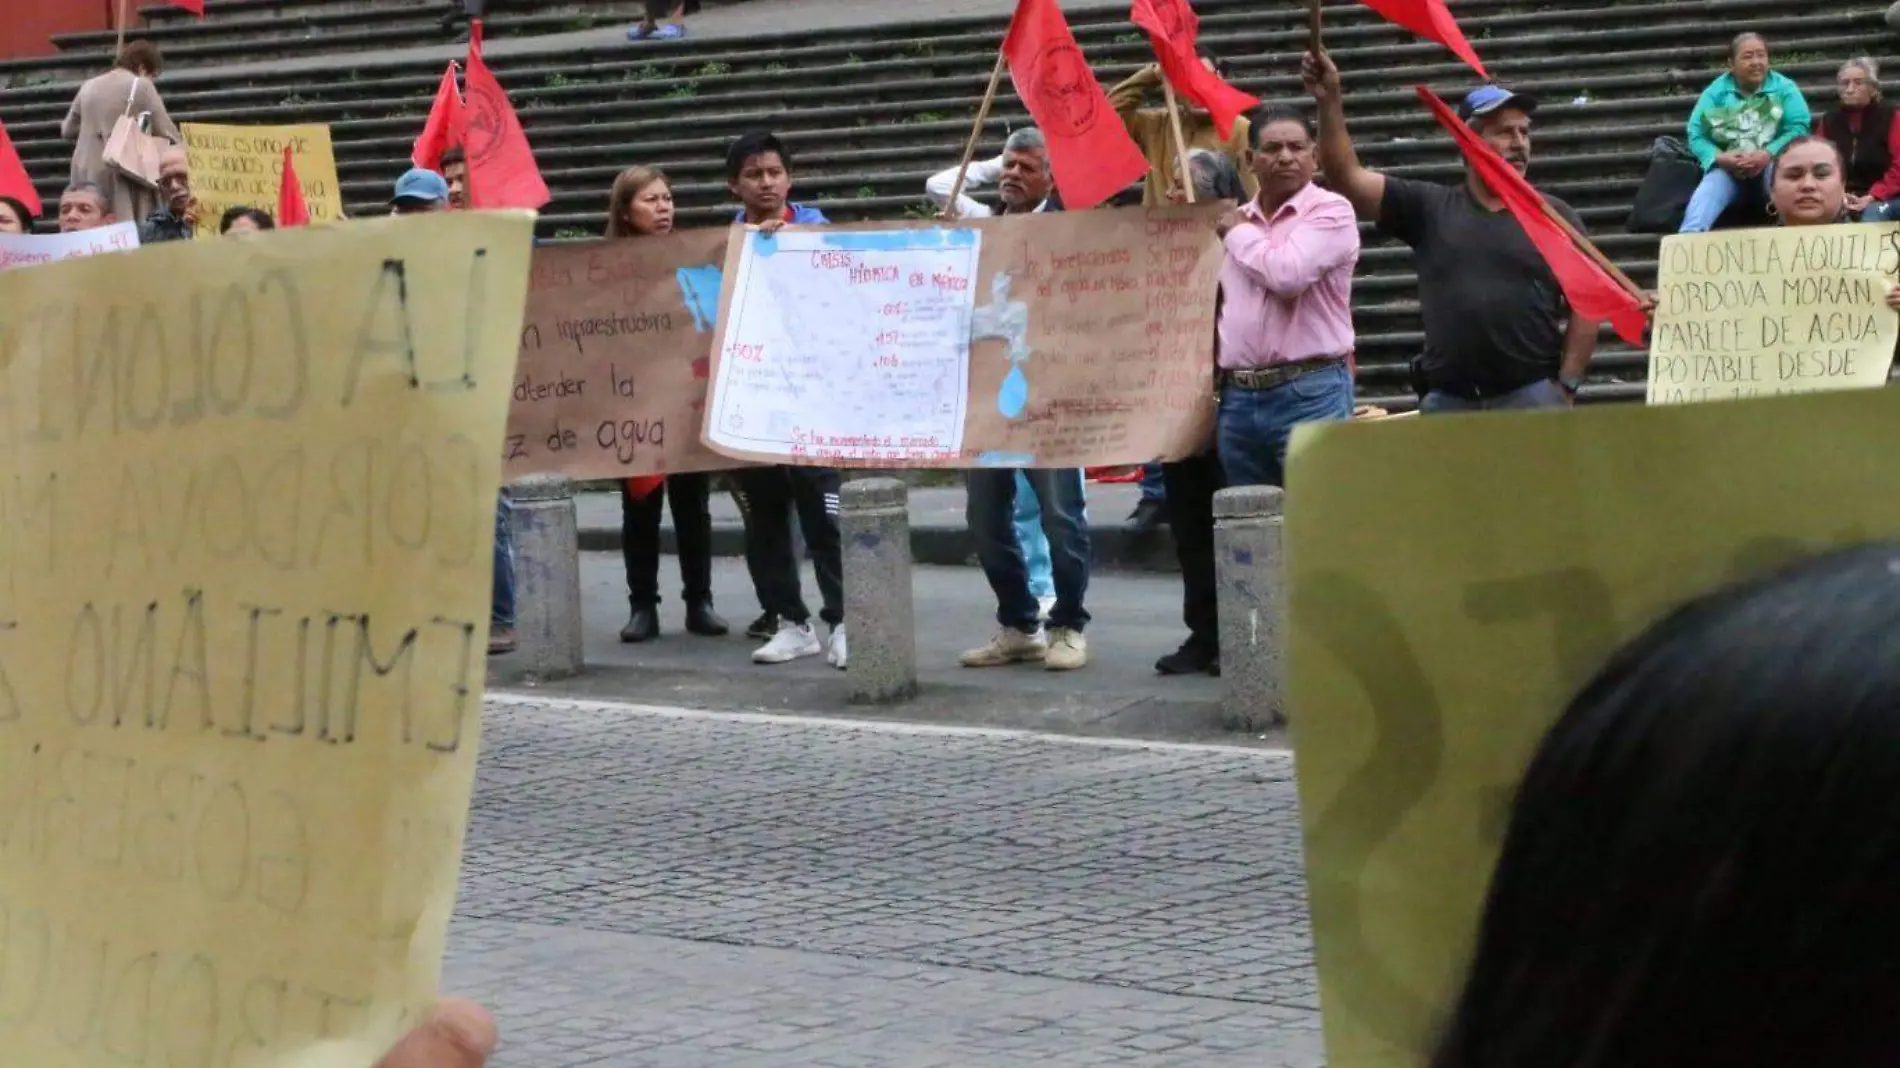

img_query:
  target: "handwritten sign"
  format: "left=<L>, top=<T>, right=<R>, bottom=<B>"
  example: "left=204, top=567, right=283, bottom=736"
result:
left=0, top=221, right=139, bottom=269
left=0, top=211, right=534, bottom=1066
left=702, top=205, right=1222, bottom=468
left=506, top=231, right=738, bottom=478
left=181, top=122, right=345, bottom=238
left=1283, top=389, right=1900, bottom=1068
left=1647, top=222, right=1900, bottom=403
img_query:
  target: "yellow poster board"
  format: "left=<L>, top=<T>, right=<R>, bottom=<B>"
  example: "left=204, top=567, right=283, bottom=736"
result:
left=1284, top=389, right=1900, bottom=1068
left=182, top=122, right=346, bottom=237
left=1647, top=222, right=1900, bottom=403
left=0, top=211, right=534, bottom=1065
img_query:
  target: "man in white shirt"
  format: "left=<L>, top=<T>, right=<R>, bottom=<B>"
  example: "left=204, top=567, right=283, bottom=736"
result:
left=925, top=128, right=1061, bottom=218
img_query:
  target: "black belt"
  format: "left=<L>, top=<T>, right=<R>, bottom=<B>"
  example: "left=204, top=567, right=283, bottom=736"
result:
left=1218, top=355, right=1347, bottom=391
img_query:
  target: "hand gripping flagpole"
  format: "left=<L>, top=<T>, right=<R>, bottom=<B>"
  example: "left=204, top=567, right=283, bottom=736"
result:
left=943, top=51, right=1010, bottom=220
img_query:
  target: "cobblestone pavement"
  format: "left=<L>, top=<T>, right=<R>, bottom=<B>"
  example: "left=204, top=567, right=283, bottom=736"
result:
left=444, top=696, right=1322, bottom=1066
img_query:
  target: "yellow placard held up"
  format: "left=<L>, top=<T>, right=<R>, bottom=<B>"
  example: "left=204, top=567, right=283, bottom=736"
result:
left=182, top=122, right=347, bottom=237
left=0, top=212, right=534, bottom=1066
left=1647, top=222, right=1900, bottom=403
left=1284, top=390, right=1900, bottom=1068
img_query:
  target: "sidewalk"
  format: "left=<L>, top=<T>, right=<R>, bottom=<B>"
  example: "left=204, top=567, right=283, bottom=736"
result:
left=573, top=480, right=1186, bottom=572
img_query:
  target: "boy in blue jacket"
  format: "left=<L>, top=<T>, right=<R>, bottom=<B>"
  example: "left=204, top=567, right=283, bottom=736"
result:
left=1681, top=32, right=1812, bottom=232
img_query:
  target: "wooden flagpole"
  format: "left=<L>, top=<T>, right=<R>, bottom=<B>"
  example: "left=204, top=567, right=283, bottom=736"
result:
left=1307, top=0, right=1323, bottom=58
left=1161, top=75, right=1196, bottom=203
left=1539, top=199, right=1645, bottom=298
left=115, top=0, right=132, bottom=55
left=943, top=51, right=1009, bottom=220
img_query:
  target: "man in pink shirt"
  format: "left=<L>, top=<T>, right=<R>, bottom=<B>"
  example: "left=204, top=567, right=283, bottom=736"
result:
left=1212, top=104, right=1360, bottom=488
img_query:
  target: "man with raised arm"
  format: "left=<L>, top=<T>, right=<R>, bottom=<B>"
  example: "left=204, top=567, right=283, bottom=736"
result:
left=1303, top=50, right=1600, bottom=412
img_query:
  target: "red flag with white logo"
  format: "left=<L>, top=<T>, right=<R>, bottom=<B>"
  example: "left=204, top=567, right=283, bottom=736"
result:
left=1002, top=0, right=1148, bottom=210
left=462, top=22, right=550, bottom=210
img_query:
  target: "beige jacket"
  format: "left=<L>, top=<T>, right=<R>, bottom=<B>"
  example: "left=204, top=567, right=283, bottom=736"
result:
left=1106, top=65, right=1257, bottom=205
left=62, top=67, right=180, bottom=224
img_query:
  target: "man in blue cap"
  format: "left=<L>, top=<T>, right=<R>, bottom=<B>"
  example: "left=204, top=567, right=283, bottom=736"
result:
left=390, top=168, right=451, bottom=215
left=1303, top=50, right=1601, bottom=413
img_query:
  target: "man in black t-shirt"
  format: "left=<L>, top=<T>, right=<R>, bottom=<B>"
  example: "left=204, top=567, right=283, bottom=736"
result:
left=1304, top=51, right=1601, bottom=412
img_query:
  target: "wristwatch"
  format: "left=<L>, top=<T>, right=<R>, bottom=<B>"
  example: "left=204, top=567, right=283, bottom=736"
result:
left=1559, top=375, right=1585, bottom=395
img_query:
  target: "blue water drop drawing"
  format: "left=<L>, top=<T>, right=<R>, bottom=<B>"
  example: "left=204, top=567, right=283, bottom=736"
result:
left=997, top=363, right=1029, bottom=420
left=675, top=265, right=723, bottom=333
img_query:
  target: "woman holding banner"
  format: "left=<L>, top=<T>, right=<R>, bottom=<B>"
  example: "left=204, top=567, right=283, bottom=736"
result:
left=603, top=164, right=730, bottom=644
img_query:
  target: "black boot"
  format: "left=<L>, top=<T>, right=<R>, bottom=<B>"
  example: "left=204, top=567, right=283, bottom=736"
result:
left=620, top=602, right=660, bottom=643
left=685, top=599, right=730, bottom=637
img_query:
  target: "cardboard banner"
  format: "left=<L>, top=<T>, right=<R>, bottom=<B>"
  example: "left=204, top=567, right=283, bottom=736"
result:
left=1648, top=222, right=1900, bottom=403
left=703, top=205, right=1222, bottom=467
left=181, top=122, right=345, bottom=238
left=0, top=220, right=138, bottom=269
left=0, top=212, right=534, bottom=1064
left=1283, top=389, right=1900, bottom=1068
left=505, top=231, right=738, bottom=479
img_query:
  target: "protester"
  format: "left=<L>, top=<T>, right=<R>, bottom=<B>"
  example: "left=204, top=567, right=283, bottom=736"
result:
left=57, top=182, right=114, bottom=232
left=0, top=196, right=31, bottom=234
left=1770, top=134, right=1900, bottom=266
left=603, top=164, right=730, bottom=643
left=1680, top=32, right=1812, bottom=233
left=441, top=146, right=470, bottom=211
left=1306, top=52, right=1600, bottom=412
left=375, top=999, right=496, bottom=1068
left=391, top=167, right=452, bottom=214
left=1155, top=148, right=1246, bottom=678
left=724, top=131, right=847, bottom=667
left=63, top=40, right=178, bottom=227
left=220, top=206, right=276, bottom=235
left=138, top=146, right=197, bottom=243
left=629, top=0, right=701, bottom=40
left=924, top=128, right=1061, bottom=217
left=1430, top=543, right=1900, bottom=1068
left=1814, top=57, right=1900, bottom=221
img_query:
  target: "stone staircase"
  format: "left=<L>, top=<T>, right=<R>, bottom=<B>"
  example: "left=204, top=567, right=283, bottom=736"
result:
left=0, top=0, right=1886, bottom=404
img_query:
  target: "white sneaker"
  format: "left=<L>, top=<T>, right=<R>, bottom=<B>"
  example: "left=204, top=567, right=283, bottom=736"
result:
left=826, top=624, right=848, bottom=669
left=1037, top=595, right=1056, bottom=621
left=1045, top=627, right=1088, bottom=671
left=959, top=627, right=1049, bottom=667
left=753, top=620, right=822, bottom=664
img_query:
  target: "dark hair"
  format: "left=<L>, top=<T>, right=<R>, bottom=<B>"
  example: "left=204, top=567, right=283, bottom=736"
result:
left=1196, top=46, right=1230, bottom=81
left=440, top=146, right=466, bottom=169
left=0, top=196, right=34, bottom=231
left=1185, top=150, right=1245, bottom=201
left=115, top=40, right=163, bottom=77
left=219, top=206, right=276, bottom=233
left=1248, top=103, right=1314, bottom=149
left=61, top=181, right=108, bottom=209
left=724, top=130, right=791, bottom=183
left=1729, top=31, right=1766, bottom=62
left=1774, top=133, right=1842, bottom=168
left=1431, top=541, right=1900, bottom=1068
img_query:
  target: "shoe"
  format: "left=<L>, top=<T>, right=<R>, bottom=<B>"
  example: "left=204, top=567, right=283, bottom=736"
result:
left=487, top=625, right=518, bottom=656
left=1045, top=628, right=1088, bottom=671
left=745, top=612, right=779, bottom=640
left=1126, top=498, right=1166, bottom=534
left=685, top=600, right=730, bottom=637
left=1155, top=640, right=1218, bottom=676
left=826, top=624, right=848, bottom=669
left=1036, top=595, right=1056, bottom=621
left=753, top=620, right=821, bottom=664
left=654, top=22, right=685, bottom=38
left=958, top=627, right=1048, bottom=667
left=620, top=603, right=660, bottom=643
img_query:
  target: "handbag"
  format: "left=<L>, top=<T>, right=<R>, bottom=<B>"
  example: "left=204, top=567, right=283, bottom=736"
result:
left=1626, top=136, right=1703, bottom=235
left=102, top=76, right=165, bottom=190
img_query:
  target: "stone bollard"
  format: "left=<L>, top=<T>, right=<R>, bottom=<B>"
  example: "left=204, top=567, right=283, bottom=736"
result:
left=507, top=474, right=584, bottom=680
left=1213, top=485, right=1287, bottom=729
left=839, top=477, right=918, bottom=704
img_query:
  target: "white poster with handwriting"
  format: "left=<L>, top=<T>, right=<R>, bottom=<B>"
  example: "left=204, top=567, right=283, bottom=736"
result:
left=705, top=227, right=981, bottom=463
left=0, top=221, right=140, bottom=270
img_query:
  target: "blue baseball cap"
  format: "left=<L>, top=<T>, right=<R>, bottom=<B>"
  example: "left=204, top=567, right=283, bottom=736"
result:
left=390, top=167, right=450, bottom=207
left=1457, top=84, right=1538, bottom=123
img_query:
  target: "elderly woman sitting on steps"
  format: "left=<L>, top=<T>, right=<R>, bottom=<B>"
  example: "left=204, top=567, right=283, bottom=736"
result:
left=1814, top=56, right=1900, bottom=221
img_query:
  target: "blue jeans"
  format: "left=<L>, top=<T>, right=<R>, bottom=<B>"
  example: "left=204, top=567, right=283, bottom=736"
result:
left=967, top=468, right=1091, bottom=632
left=1139, top=462, right=1166, bottom=502
left=493, top=492, right=516, bottom=627
left=1420, top=377, right=1569, bottom=414
left=1013, top=471, right=1054, bottom=599
left=1216, top=363, right=1354, bottom=487
left=1679, top=166, right=1772, bottom=233
left=1863, top=198, right=1900, bottom=222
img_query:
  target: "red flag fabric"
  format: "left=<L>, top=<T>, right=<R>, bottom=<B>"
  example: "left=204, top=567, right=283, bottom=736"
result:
left=462, top=23, right=550, bottom=210
left=1415, top=86, right=1646, bottom=346
left=1002, top=0, right=1148, bottom=210
left=173, top=0, right=206, bottom=15
left=626, top=476, right=665, bottom=501
left=1361, top=0, right=1487, bottom=78
left=276, top=145, right=310, bottom=227
left=0, top=118, right=41, bottom=218
left=413, top=62, right=467, bottom=171
left=1128, top=0, right=1258, bottom=140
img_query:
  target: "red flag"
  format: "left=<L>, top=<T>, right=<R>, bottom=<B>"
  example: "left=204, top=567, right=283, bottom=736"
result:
left=1363, top=0, right=1486, bottom=77
left=626, top=476, right=665, bottom=501
left=0, top=118, right=40, bottom=217
left=462, top=23, right=550, bottom=210
left=1415, top=86, right=1646, bottom=346
left=1129, top=0, right=1258, bottom=140
left=1003, top=0, right=1148, bottom=210
left=276, top=145, right=310, bottom=227
left=413, top=62, right=467, bottom=171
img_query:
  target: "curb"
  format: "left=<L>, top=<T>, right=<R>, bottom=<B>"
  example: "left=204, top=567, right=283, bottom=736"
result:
left=575, top=524, right=1185, bottom=573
